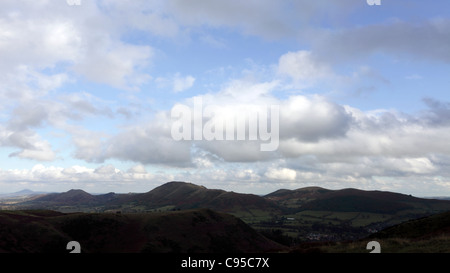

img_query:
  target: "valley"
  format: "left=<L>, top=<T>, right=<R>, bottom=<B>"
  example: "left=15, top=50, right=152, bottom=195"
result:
left=1, top=181, right=450, bottom=253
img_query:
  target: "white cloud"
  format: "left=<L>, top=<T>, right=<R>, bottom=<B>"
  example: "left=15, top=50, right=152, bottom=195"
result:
left=277, top=50, right=333, bottom=83
left=1, top=1, right=450, bottom=197
left=98, top=112, right=193, bottom=166
left=94, top=164, right=119, bottom=175
left=73, top=42, right=153, bottom=90
left=265, top=167, right=297, bottom=181
left=0, top=1, right=154, bottom=92
left=279, top=95, right=352, bottom=142
left=0, top=164, right=162, bottom=192
left=127, top=164, right=148, bottom=174
left=173, top=73, right=196, bottom=92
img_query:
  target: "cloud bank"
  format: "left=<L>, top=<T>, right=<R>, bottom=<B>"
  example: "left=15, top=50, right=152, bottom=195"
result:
left=1, top=1, right=450, bottom=196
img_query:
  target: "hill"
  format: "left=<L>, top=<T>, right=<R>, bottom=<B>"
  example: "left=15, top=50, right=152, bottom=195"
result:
left=96, top=181, right=283, bottom=220
left=369, top=210, right=450, bottom=240
left=33, top=189, right=96, bottom=204
left=0, top=190, right=48, bottom=208
left=265, top=187, right=332, bottom=209
left=257, top=186, right=450, bottom=243
left=19, top=182, right=282, bottom=219
left=302, top=211, right=450, bottom=253
left=0, top=209, right=284, bottom=253
left=265, top=187, right=450, bottom=214
left=19, top=189, right=119, bottom=211
left=8, top=181, right=450, bottom=245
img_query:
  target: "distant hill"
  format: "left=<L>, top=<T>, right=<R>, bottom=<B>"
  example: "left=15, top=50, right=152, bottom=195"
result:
left=30, top=189, right=118, bottom=206
left=265, top=186, right=332, bottom=209
left=265, top=187, right=450, bottom=214
left=111, top=181, right=283, bottom=218
left=0, top=189, right=48, bottom=199
left=0, top=209, right=284, bottom=253
left=33, top=189, right=95, bottom=204
left=8, top=181, right=450, bottom=246
left=18, top=182, right=450, bottom=216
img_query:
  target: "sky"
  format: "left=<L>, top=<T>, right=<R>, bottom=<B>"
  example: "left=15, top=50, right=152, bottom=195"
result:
left=1, top=0, right=450, bottom=196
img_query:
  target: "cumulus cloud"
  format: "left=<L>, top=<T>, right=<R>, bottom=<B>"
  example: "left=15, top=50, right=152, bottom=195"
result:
left=72, top=111, right=194, bottom=166
left=1, top=0, right=450, bottom=196
left=173, top=74, right=196, bottom=93
left=421, top=97, right=450, bottom=126
left=7, top=137, right=56, bottom=161
left=0, top=1, right=154, bottom=92
left=310, top=18, right=450, bottom=64
left=0, top=164, right=163, bottom=192
left=72, top=42, right=153, bottom=90
left=279, top=95, right=352, bottom=142
left=265, top=167, right=297, bottom=181
left=127, top=164, right=148, bottom=174
left=0, top=0, right=156, bottom=161
left=277, top=50, right=333, bottom=83
left=62, top=71, right=450, bottom=178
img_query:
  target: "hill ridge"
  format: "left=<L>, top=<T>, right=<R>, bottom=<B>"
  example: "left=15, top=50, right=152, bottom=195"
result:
left=0, top=208, right=284, bottom=253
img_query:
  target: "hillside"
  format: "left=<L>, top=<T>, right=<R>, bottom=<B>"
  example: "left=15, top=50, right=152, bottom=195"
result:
left=302, top=211, right=450, bottom=253
left=0, top=209, right=284, bottom=253
left=265, top=187, right=450, bottom=214
left=258, top=186, right=450, bottom=243
left=368, top=210, right=450, bottom=240
left=96, top=181, right=283, bottom=219
left=265, top=187, right=332, bottom=209
left=16, top=190, right=120, bottom=212
left=33, top=189, right=96, bottom=204
left=18, top=182, right=282, bottom=218
left=7, top=181, right=450, bottom=245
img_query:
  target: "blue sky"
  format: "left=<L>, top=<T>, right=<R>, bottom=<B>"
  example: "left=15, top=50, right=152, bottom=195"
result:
left=1, top=0, right=450, bottom=196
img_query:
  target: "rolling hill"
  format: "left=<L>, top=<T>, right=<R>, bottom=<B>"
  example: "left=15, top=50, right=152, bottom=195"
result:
left=19, top=181, right=450, bottom=216
left=368, top=210, right=450, bottom=240
left=259, top=186, right=450, bottom=244
left=0, top=209, right=284, bottom=253
left=113, top=181, right=283, bottom=216
left=7, top=181, right=450, bottom=246
left=32, top=189, right=97, bottom=204
left=21, top=182, right=283, bottom=219
left=302, top=211, right=450, bottom=253
left=265, top=186, right=450, bottom=214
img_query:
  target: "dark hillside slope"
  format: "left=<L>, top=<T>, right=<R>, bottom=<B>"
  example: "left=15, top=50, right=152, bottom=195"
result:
left=266, top=187, right=450, bottom=214
left=30, top=189, right=116, bottom=205
left=309, top=211, right=450, bottom=253
left=265, top=187, right=332, bottom=209
left=0, top=209, right=284, bottom=253
left=302, top=188, right=450, bottom=214
left=369, top=211, right=450, bottom=240
left=114, top=181, right=283, bottom=216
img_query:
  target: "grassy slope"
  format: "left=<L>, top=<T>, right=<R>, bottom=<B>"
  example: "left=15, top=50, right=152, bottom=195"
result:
left=261, top=186, right=450, bottom=242
left=291, top=211, right=450, bottom=253
left=110, top=181, right=283, bottom=220
left=0, top=209, right=284, bottom=253
left=6, top=182, right=450, bottom=250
